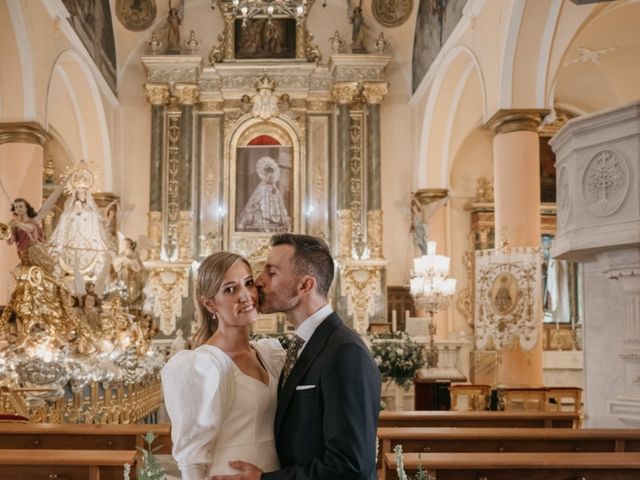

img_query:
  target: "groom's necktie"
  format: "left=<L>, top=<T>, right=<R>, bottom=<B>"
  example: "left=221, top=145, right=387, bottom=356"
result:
left=282, top=334, right=305, bottom=383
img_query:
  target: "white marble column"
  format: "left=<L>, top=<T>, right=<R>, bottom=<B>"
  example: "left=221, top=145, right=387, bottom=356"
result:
left=551, top=101, right=640, bottom=427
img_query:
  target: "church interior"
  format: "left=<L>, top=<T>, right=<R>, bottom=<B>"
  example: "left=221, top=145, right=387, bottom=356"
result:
left=1, top=0, right=639, bottom=477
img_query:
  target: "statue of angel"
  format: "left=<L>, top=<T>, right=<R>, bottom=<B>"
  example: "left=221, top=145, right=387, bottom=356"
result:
left=1, top=176, right=67, bottom=272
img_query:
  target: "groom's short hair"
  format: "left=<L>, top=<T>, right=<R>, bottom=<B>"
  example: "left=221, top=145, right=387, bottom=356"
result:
left=270, top=233, right=334, bottom=298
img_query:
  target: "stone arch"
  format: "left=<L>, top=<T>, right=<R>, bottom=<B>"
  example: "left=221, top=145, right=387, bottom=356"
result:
left=1, top=0, right=36, bottom=119
left=45, top=50, right=113, bottom=190
left=417, top=46, right=487, bottom=189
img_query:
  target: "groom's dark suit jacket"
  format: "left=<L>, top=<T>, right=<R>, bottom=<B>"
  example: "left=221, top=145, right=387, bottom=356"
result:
left=262, top=312, right=381, bottom=480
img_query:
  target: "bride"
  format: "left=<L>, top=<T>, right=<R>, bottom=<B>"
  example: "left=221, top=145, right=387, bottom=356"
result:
left=161, top=252, right=285, bottom=478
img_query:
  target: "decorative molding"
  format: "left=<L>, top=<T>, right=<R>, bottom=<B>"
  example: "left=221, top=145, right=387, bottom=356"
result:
left=177, top=210, right=194, bottom=260
left=0, top=122, right=51, bottom=146
left=331, top=82, right=359, bottom=105
left=147, top=211, right=162, bottom=260
left=143, top=83, right=170, bottom=105
left=329, top=54, right=392, bottom=83
left=564, top=46, right=617, bottom=66
left=484, top=109, right=550, bottom=135
left=141, top=55, right=202, bottom=83
left=362, top=82, right=389, bottom=104
left=338, top=259, right=387, bottom=334
left=367, top=210, right=383, bottom=259
left=337, top=209, right=353, bottom=259
left=581, top=149, right=630, bottom=217
left=145, top=261, right=191, bottom=336
left=372, top=0, right=413, bottom=28
left=174, top=84, right=200, bottom=105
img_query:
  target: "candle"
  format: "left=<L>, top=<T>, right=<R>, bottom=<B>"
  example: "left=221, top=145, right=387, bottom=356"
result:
left=391, top=310, right=397, bottom=332
left=427, top=241, right=436, bottom=256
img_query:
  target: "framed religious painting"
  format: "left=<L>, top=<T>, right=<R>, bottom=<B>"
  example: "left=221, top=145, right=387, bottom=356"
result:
left=235, top=144, right=293, bottom=233
left=234, top=18, right=297, bottom=59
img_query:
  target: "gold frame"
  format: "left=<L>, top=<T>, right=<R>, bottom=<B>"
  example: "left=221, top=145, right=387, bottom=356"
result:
left=224, top=115, right=304, bottom=259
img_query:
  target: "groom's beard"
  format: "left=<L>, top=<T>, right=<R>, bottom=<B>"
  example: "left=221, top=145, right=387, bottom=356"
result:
left=258, top=285, right=301, bottom=314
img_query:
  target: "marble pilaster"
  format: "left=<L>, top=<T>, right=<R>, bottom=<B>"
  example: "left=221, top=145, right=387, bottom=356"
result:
left=144, top=84, right=170, bottom=213
left=332, top=82, right=358, bottom=212
left=175, top=84, right=199, bottom=212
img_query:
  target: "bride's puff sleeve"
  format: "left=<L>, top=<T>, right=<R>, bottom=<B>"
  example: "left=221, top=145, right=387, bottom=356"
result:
left=161, top=348, right=234, bottom=480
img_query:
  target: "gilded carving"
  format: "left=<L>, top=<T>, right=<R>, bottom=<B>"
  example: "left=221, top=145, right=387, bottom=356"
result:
left=372, top=32, right=390, bottom=54
left=339, top=262, right=384, bottom=334
left=144, top=83, right=170, bottom=105
left=363, top=82, right=389, bottom=104
left=372, top=0, right=413, bottom=28
left=310, top=77, right=333, bottom=91
left=166, top=114, right=181, bottom=258
left=147, top=262, right=191, bottom=335
left=582, top=150, right=629, bottom=217
left=332, top=83, right=359, bottom=105
left=367, top=210, right=383, bottom=259
left=306, top=100, right=331, bottom=112
left=337, top=209, right=353, bottom=259
left=208, top=34, right=225, bottom=65
left=349, top=116, right=363, bottom=238
left=231, top=236, right=272, bottom=260
left=177, top=210, right=193, bottom=260
left=175, top=84, right=200, bottom=105
left=199, top=100, right=224, bottom=112
left=147, top=211, right=162, bottom=260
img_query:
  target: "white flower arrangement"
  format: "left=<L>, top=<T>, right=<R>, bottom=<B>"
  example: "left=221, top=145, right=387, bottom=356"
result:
left=394, top=444, right=432, bottom=480
left=368, top=331, right=425, bottom=388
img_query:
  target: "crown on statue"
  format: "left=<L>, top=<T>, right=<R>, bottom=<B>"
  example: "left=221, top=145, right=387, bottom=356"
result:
left=65, top=159, right=95, bottom=194
left=255, top=75, right=276, bottom=91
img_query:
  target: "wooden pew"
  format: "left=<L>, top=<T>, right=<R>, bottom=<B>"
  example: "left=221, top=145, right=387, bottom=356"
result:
left=383, top=451, right=640, bottom=480
left=378, top=410, right=579, bottom=428
left=378, top=427, right=640, bottom=471
left=0, top=449, right=137, bottom=480
left=0, top=423, right=172, bottom=454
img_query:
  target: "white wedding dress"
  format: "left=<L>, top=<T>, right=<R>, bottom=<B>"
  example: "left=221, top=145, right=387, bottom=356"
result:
left=161, top=338, right=285, bottom=480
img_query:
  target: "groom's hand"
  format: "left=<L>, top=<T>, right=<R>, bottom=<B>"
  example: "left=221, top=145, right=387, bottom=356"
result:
left=211, top=461, right=263, bottom=480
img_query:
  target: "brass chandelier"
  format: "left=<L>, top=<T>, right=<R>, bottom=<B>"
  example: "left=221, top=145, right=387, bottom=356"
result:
left=212, top=0, right=326, bottom=22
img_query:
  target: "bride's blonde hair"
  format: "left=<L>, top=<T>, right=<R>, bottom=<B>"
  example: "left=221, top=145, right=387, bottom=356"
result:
left=193, top=252, right=252, bottom=347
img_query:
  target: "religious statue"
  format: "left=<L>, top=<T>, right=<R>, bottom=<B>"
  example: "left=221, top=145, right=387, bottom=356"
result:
left=48, top=161, right=117, bottom=288
left=252, top=76, right=279, bottom=120
left=409, top=194, right=428, bottom=255
left=111, top=238, right=146, bottom=315
left=4, top=180, right=67, bottom=273
left=237, top=157, right=291, bottom=232
left=349, top=1, right=367, bottom=53
left=164, top=0, right=184, bottom=54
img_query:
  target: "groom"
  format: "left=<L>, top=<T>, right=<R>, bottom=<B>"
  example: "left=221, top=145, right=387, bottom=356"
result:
left=214, top=233, right=381, bottom=480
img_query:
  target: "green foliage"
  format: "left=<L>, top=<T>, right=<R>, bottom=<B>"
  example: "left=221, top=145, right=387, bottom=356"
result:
left=394, top=444, right=432, bottom=480
left=368, top=331, right=425, bottom=388
left=124, top=431, right=166, bottom=480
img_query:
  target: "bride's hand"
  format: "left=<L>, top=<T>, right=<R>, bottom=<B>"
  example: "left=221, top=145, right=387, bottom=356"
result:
left=210, top=461, right=263, bottom=480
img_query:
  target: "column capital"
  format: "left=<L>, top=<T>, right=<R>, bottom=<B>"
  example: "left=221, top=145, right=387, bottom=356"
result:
left=174, top=83, right=200, bottom=105
left=362, top=82, right=389, bottom=104
left=144, top=83, right=170, bottom=105
left=0, top=122, right=51, bottom=146
left=485, top=109, right=550, bottom=135
left=331, top=82, right=359, bottom=105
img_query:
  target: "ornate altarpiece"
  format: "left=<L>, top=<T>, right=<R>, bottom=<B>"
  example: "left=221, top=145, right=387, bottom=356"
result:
left=140, top=7, right=392, bottom=337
